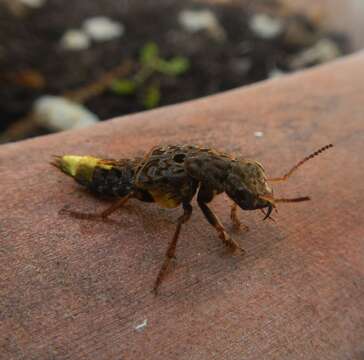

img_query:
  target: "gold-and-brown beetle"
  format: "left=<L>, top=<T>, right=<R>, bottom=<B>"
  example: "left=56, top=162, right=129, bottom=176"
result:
left=53, top=143, right=333, bottom=293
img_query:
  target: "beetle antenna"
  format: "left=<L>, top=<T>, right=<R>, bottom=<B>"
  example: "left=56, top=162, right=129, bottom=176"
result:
left=274, top=196, right=310, bottom=203
left=268, top=144, right=333, bottom=182
left=260, top=194, right=310, bottom=204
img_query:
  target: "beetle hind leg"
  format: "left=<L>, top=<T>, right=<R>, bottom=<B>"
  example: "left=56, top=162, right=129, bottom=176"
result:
left=60, top=192, right=134, bottom=220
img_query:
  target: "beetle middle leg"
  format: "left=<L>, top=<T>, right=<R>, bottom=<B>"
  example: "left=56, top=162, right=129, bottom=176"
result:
left=60, top=192, right=134, bottom=220
left=153, top=202, right=193, bottom=294
left=197, top=187, right=245, bottom=254
left=230, top=203, right=249, bottom=232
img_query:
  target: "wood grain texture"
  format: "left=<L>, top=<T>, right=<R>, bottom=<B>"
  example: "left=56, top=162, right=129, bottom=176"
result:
left=1, top=52, right=364, bottom=360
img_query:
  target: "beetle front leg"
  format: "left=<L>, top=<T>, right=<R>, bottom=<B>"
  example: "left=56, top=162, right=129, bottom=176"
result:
left=230, top=203, right=249, bottom=232
left=197, top=187, right=245, bottom=254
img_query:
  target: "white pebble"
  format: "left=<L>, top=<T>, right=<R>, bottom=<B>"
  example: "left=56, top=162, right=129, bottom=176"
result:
left=249, top=14, right=283, bottom=39
left=289, top=38, right=341, bottom=69
left=178, top=9, right=226, bottom=41
left=268, top=68, right=285, bottom=79
left=33, top=96, right=99, bottom=132
left=19, top=0, right=46, bottom=8
left=60, top=29, right=90, bottom=51
left=83, top=16, right=125, bottom=42
left=134, top=319, right=148, bottom=332
left=254, top=131, right=264, bottom=138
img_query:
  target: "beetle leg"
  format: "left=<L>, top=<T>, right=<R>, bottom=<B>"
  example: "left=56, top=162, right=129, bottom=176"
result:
left=230, top=203, right=249, bottom=232
left=153, top=202, right=193, bottom=294
left=197, top=187, right=245, bottom=254
left=60, top=192, right=134, bottom=220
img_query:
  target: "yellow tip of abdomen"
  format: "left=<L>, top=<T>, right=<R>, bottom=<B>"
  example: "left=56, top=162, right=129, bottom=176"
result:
left=53, top=155, right=112, bottom=183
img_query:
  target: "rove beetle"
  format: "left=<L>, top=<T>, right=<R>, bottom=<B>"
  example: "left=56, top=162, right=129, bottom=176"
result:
left=53, top=143, right=333, bottom=293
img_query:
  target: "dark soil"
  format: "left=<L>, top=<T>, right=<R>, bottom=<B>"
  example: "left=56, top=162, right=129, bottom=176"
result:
left=0, top=0, right=350, bottom=141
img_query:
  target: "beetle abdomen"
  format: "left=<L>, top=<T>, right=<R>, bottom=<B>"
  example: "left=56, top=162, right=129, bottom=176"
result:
left=53, top=155, right=139, bottom=197
left=90, top=164, right=135, bottom=197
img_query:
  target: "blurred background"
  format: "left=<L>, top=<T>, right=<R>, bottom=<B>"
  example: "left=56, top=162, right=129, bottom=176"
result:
left=1, top=0, right=364, bottom=143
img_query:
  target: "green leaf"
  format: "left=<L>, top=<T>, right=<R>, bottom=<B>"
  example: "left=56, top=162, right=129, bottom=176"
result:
left=111, top=79, right=137, bottom=95
left=156, top=57, right=190, bottom=76
left=140, top=42, right=159, bottom=66
left=143, top=84, right=161, bottom=109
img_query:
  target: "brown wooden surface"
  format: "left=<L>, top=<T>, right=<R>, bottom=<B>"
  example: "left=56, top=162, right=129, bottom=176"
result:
left=1, top=52, right=364, bottom=359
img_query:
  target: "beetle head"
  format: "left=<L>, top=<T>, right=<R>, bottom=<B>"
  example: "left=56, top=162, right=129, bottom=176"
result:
left=225, top=160, right=274, bottom=214
left=225, top=144, right=333, bottom=219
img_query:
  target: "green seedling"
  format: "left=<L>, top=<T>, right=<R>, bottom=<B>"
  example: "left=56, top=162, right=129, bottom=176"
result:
left=143, top=84, right=161, bottom=109
left=111, top=42, right=189, bottom=109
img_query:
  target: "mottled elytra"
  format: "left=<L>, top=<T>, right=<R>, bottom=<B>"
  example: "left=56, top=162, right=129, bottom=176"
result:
left=52, top=143, right=333, bottom=293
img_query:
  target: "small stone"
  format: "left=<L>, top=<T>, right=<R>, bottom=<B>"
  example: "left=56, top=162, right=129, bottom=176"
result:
left=289, top=38, right=341, bottom=69
left=249, top=14, right=283, bottom=39
left=60, top=29, right=90, bottom=51
left=134, top=319, right=148, bottom=332
left=178, top=9, right=226, bottom=41
left=83, top=17, right=125, bottom=42
left=254, top=131, right=264, bottom=138
left=268, top=68, right=285, bottom=79
left=33, top=96, right=99, bottom=132
left=19, top=0, right=46, bottom=8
